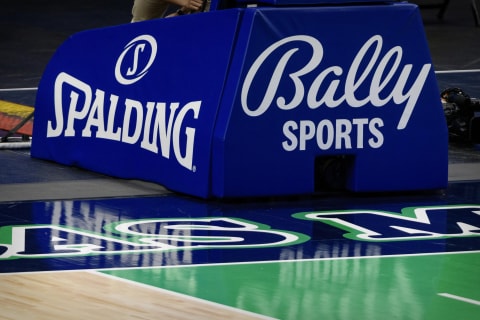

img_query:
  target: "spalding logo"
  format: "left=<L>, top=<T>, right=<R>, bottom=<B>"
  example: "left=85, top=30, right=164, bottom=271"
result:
left=115, top=34, right=157, bottom=85
left=47, top=34, right=201, bottom=171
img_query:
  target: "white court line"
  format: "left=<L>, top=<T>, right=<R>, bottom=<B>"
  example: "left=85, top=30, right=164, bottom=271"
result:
left=0, top=87, right=37, bottom=92
left=438, top=293, right=480, bottom=306
left=435, top=69, right=480, bottom=74
left=1, top=251, right=479, bottom=276
left=94, top=250, right=480, bottom=273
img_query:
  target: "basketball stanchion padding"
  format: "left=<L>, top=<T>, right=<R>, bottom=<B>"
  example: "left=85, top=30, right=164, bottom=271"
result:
left=31, top=1, right=448, bottom=198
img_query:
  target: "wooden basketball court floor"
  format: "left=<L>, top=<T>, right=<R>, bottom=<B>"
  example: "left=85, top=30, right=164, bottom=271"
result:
left=1, top=1, right=480, bottom=319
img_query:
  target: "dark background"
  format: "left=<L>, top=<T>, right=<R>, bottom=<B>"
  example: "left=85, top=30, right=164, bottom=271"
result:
left=0, top=0, right=479, bottom=103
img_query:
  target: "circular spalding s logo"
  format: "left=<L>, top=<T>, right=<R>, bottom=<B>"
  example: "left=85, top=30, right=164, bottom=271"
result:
left=115, top=35, right=157, bottom=85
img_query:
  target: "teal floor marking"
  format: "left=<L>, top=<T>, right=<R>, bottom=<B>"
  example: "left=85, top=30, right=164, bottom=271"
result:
left=102, top=251, right=480, bottom=320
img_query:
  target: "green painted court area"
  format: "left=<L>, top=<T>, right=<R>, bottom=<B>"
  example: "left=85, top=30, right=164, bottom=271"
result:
left=103, top=251, right=480, bottom=319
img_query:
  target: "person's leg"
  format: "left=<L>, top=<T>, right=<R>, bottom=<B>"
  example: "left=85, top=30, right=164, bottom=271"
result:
left=131, top=0, right=169, bottom=22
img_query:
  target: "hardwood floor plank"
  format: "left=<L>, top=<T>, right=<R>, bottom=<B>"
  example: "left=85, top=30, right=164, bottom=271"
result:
left=0, top=271, right=268, bottom=320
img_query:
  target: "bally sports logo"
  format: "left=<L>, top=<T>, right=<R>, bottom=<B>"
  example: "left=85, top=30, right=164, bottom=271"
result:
left=46, top=34, right=200, bottom=171
left=241, top=35, right=432, bottom=152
